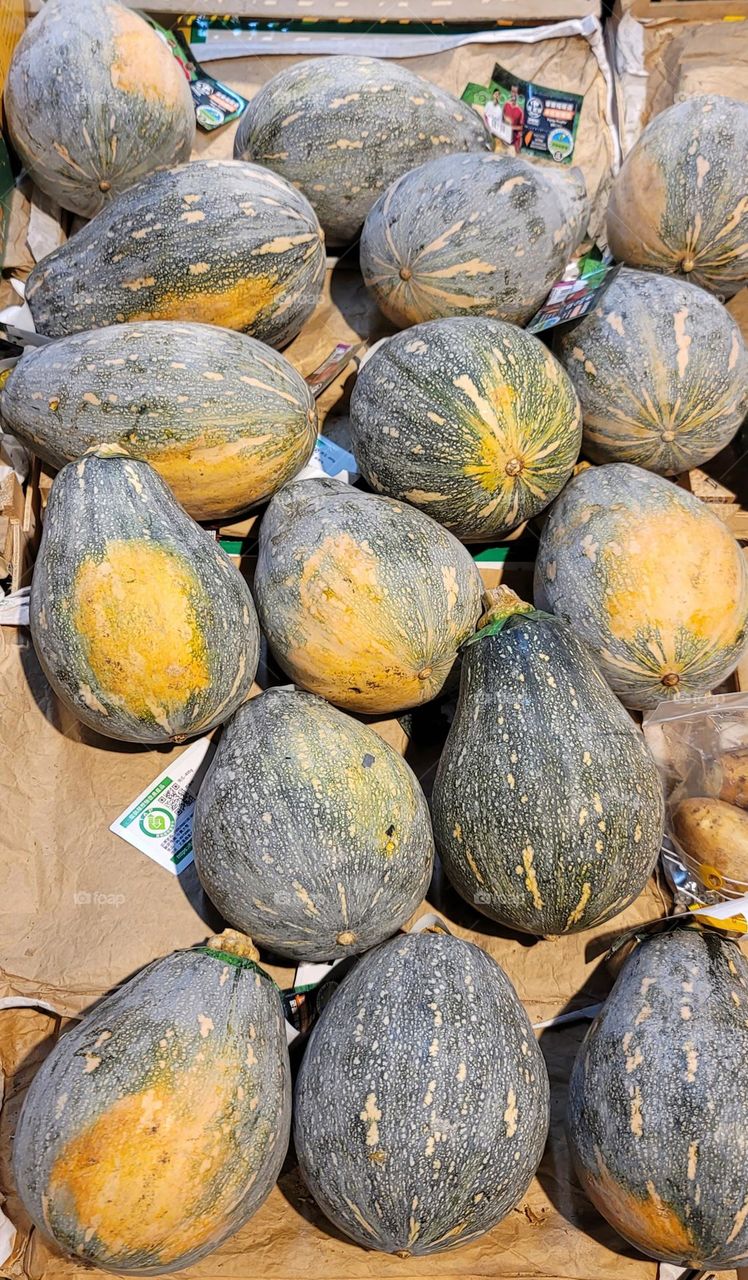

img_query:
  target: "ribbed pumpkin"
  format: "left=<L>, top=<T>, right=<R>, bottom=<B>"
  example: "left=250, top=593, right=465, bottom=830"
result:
left=193, top=688, right=434, bottom=961
left=360, top=153, right=589, bottom=329
left=534, top=463, right=748, bottom=710
left=26, top=161, right=326, bottom=348
left=350, top=317, right=582, bottom=541
left=233, top=56, right=491, bottom=245
left=432, top=589, right=664, bottom=936
left=4, top=0, right=195, bottom=219
left=13, top=931, right=291, bottom=1275
left=294, top=930, right=549, bottom=1256
left=557, top=269, right=748, bottom=474
left=607, top=95, right=748, bottom=297
left=568, top=926, right=748, bottom=1268
left=253, top=478, right=483, bottom=714
left=30, top=448, right=260, bottom=742
left=2, top=322, right=318, bottom=521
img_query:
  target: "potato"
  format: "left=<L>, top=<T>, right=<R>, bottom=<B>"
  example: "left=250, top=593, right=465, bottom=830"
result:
left=717, top=748, right=748, bottom=810
left=673, top=797, right=748, bottom=885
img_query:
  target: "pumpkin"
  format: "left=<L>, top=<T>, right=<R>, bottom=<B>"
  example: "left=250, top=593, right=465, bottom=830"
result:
left=568, top=926, right=748, bottom=1268
left=360, top=153, right=589, bottom=329
left=1, top=321, right=318, bottom=522
left=556, top=269, right=748, bottom=475
left=294, top=930, right=549, bottom=1256
left=4, top=0, right=195, bottom=219
left=233, top=55, right=491, bottom=246
left=534, top=463, right=748, bottom=710
left=432, top=588, right=664, bottom=935
left=25, top=160, right=326, bottom=348
left=350, top=316, right=582, bottom=541
left=253, top=477, right=483, bottom=714
left=30, top=447, right=259, bottom=743
left=193, top=687, right=433, bottom=961
left=607, top=95, right=748, bottom=298
left=12, top=930, right=291, bottom=1275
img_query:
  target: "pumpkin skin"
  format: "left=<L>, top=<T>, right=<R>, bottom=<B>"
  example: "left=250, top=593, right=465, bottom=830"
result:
left=432, top=590, right=664, bottom=935
left=350, top=316, right=582, bottom=541
left=568, top=927, right=748, bottom=1268
left=534, top=463, right=748, bottom=710
left=30, top=449, right=260, bottom=743
left=607, top=95, right=748, bottom=297
left=556, top=269, right=748, bottom=474
left=294, top=931, right=549, bottom=1255
left=4, top=0, right=195, bottom=219
left=233, top=56, right=491, bottom=246
left=25, top=160, right=326, bottom=348
left=253, top=478, right=483, bottom=714
left=12, top=932, right=291, bottom=1275
left=193, top=687, right=434, bottom=961
left=1, top=322, right=318, bottom=522
left=360, top=153, right=589, bottom=329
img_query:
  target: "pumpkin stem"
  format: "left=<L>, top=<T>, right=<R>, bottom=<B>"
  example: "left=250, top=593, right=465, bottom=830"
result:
left=83, top=442, right=134, bottom=460
left=336, top=930, right=356, bottom=946
left=204, top=928, right=260, bottom=963
left=479, top=586, right=534, bottom=628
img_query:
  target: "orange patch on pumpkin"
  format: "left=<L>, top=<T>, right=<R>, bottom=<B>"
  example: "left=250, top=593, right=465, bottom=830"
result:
left=126, top=275, right=282, bottom=332
left=583, top=1157, right=696, bottom=1262
left=107, top=4, right=190, bottom=110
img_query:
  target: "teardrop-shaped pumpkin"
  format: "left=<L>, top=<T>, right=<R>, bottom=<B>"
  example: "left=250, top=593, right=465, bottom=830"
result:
left=253, top=478, right=483, bottom=714
left=12, top=931, right=291, bottom=1275
left=535, top=463, right=748, bottom=709
left=350, top=317, right=582, bottom=540
left=30, top=448, right=260, bottom=742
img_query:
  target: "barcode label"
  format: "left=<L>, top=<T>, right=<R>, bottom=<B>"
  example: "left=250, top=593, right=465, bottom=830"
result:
left=110, top=738, right=215, bottom=874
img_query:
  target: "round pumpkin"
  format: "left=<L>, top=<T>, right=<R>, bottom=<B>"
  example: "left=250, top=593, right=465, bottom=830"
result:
left=568, top=926, right=748, bottom=1268
left=253, top=477, right=483, bottom=714
left=360, top=152, right=589, bottom=329
left=1, top=321, right=318, bottom=522
left=534, top=462, right=748, bottom=710
left=193, top=687, right=434, bottom=961
left=556, top=269, right=748, bottom=474
left=4, top=0, right=195, bottom=219
left=30, top=447, right=260, bottom=743
left=233, top=55, right=491, bottom=245
left=294, top=930, right=550, bottom=1256
left=350, top=316, right=582, bottom=541
left=607, top=95, right=748, bottom=297
left=432, top=588, right=664, bottom=935
left=26, top=160, right=326, bottom=348
left=12, top=931, right=291, bottom=1275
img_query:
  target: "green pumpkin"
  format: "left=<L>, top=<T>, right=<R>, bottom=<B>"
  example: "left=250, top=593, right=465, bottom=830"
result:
left=253, top=477, right=483, bottom=714
left=535, top=463, right=748, bottom=710
left=360, top=153, right=589, bottom=328
left=12, top=932, right=291, bottom=1275
left=568, top=927, right=748, bottom=1268
left=26, top=160, right=326, bottom=348
left=1, top=321, right=318, bottom=522
left=607, top=95, right=748, bottom=297
left=233, top=55, right=491, bottom=245
left=4, top=0, right=195, bottom=219
left=30, top=448, right=260, bottom=743
left=193, top=687, right=434, bottom=961
left=432, top=589, right=664, bottom=935
left=556, top=269, right=748, bottom=474
left=350, top=317, right=582, bottom=541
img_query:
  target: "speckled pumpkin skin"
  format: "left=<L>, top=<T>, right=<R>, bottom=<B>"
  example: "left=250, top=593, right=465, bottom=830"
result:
left=1, top=322, right=318, bottom=521
left=535, top=464, right=748, bottom=710
left=30, top=452, right=259, bottom=743
left=193, top=688, right=434, bottom=961
left=233, top=56, right=491, bottom=245
left=294, top=930, right=549, bottom=1255
left=4, top=0, right=195, bottom=219
left=254, top=478, right=483, bottom=714
left=360, top=153, right=589, bottom=329
left=350, top=317, right=582, bottom=541
left=12, top=941, right=291, bottom=1275
left=557, top=269, right=748, bottom=474
left=26, top=161, right=326, bottom=349
left=432, top=603, right=664, bottom=935
left=568, top=927, right=748, bottom=1267
left=607, top=95, right=748, bottom=297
